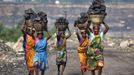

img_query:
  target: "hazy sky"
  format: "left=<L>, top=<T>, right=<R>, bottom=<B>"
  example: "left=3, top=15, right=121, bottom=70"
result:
left=1, top=0, right=134, bottom=3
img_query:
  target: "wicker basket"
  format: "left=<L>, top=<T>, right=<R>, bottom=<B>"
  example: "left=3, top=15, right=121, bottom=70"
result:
left=56, top=24, right=68, bottom=31
left=55, top=22, right=68, bottom=31
left=22, top=19, right=33, bottom=33
left=89, top=15, right=105, bottom=25
left=33, top=21, right=47, bottom=32
left=25, top=20, right=33, bottom=27
left=76, top=22, right=89, bottom=30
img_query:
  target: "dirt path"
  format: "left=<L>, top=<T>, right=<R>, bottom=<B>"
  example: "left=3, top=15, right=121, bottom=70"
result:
left=1, top=47, right=134, bottom=75
left=47, top=49, right=134, bottom=75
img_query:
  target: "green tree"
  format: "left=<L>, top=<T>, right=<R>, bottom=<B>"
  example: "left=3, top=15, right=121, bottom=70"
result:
left=0, top=21, right=23, bottom=42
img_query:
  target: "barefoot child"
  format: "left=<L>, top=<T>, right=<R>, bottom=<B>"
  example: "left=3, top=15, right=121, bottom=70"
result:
left=56, top=28, right=71, bottom=75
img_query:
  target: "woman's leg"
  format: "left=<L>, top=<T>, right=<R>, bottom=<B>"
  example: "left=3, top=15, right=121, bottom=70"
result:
left=41, top=70, right=45, bottom=75
left=35, top=68, right=39, bottom=75
left=91, top=70, right=95, bottom=75
left=98, top=68, right=103, bottom=75
left=60, top=64, right=66, bottom=75
left=81, top=70, right=84, bottom=75
left=40, top=62, right=46, bottom=75
left=57, top=64, right=60, bottom=75
left=34, top=62, right=39, bottom=75
left=28, top=70, right=34, bottom=75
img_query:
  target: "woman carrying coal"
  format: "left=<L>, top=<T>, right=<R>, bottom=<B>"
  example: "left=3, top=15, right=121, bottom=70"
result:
left=33, top=30, right=51, bottom=75
left=21, top=8, right=37, bottom=75
left=32, top=11, right=51, bottom=75
left=55, top=17, right=71, bottom=75
left=25, top=27, right=36, bottom=75
left=86, top=22, right=109, bottom=75
left=56, top=30, right=71, bottom=75
left=76, top=29, right=90, bottom=75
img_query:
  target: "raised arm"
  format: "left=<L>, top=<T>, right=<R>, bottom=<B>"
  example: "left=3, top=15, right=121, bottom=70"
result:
left=102, top=21, right=109, bottom=35
left=75, top=28, right=81, bottom=42
left=86, top=20, right=92, bottom=35
left=21, top=21, right=27, bottom=34
left=87, top=27, right=92, bottom=35
left=74, top=20, right=78, bottom=27
left=66, top=27, right=71, bottom=39
left=46, top=30, right=51, bottom=40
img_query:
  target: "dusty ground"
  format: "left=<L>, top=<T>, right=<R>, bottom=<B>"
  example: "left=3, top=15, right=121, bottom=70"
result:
left=48, top=48, right=134, bottom=75
left=0, top=47, right=134, bottom=75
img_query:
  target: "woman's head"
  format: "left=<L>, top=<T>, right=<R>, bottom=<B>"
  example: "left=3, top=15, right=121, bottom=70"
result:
left=81, top=30, right=87, bottom=38
left=37, top=32, right=44, bottom=39
left=57, top=31, right=65, bottom=40
left=93, top=25, right=100, bottom=35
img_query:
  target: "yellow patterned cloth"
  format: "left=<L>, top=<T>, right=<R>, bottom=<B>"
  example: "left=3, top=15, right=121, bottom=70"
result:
left=26, top=35, right=35, bottom=70
left=77, top=37, right=90, bottom=71
left=87, top=32, right=104, bottom=70
left=56, top=38, right=67, bottom=65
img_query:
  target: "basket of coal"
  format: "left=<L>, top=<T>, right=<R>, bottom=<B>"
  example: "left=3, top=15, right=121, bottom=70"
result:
left=87, top=0, right=107, bottom=25
left=24, top=18, right=33, bottom=28
left=74, top=12, right=89, bottom=30
left=21, top=19, right=33, bottom=34
left=37, top=11, right=48, bottom=31
left=33, top=17, right=47, bottom=32
left=22, top=9, right=36, bottom=33
left=55, top=17, right=69, bottom=31
left=33, top=11, right=48, bottom=32
left=24, top=8, right=36, bottom=21
left=89, top=15, right=105, bottom=25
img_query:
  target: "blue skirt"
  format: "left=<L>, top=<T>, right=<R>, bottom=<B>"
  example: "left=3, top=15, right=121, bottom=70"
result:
left=33, top=51, right=48, bottom=71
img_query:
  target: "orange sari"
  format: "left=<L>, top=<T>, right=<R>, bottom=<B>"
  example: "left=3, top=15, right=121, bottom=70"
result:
left=77, top=37, right=90, bottom=71
left=26, top=35, right=35, bottom=70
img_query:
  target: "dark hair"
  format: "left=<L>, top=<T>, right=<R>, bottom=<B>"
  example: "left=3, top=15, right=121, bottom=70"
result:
left=37, top=32, right=43, bottom=36
left=93, top=25, right=100, bottom=29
